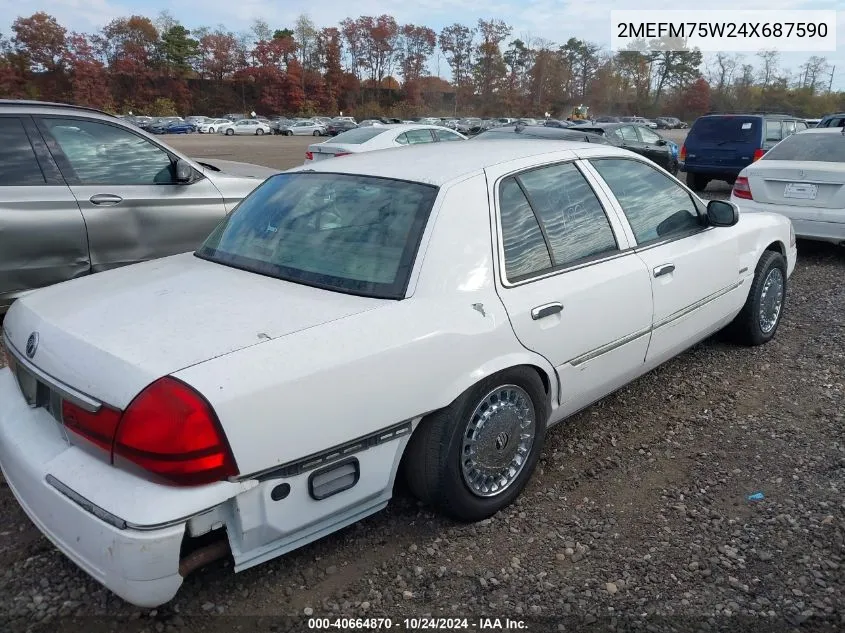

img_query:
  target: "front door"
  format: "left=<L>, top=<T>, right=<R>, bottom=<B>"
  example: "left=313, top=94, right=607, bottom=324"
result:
left=587, top=157, right=742, bottom=366
left=36, top=116, right=228, bottom=272
left=488, top=158, right=654, bottom=419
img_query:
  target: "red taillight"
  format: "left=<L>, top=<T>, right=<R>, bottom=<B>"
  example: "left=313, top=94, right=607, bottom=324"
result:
left=305, top=151, right=314, bottom=160
left=62, top=400, right=122, bottom=452
left=732, top=176, right=753, bottom=200
left=63, top=377, right=238, bottom=486
left=113, top=377, right=238, bottom=486
left=753, top=148, right=766, bottom=161
left=679, top=144, right=687, bottom=161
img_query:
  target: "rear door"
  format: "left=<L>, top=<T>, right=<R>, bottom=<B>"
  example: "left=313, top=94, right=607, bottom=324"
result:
left=684, top=116, right=761, bottom=172
left=487, top=157, right=653, bottom=418
left=0, top=115, right=89, bottom=306
left=36, top=115, right=228, bottom=273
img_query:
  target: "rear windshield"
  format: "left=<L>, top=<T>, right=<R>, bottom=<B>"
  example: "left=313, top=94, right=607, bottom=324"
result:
left=196, top=173, right=439, bottom=299
left=689, top=117, right=760, bottom=142
left=762, top=133, right=845, bottom=162
left=329, top=127, right=388, bottom=144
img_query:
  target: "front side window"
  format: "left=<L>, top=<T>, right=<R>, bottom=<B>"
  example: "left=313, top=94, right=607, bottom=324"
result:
left=435, top=129, right=463, bottom=142
left=197, top=173, right=438, bottom=299
left=0, top=118, right=46, bottom=185
left=42, top=118, right=176, bottom=185
left=516, top=163, right=618, bottom=267
left=638, top=127, right=662, bottom=144
left=590, top=159, right=702, bottom=244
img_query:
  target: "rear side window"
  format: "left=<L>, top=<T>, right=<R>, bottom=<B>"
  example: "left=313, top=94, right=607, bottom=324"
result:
left=434, top=129, right=464, bottom=142
left=762, top=133, right=845, bottom=162
left=517, top=163, right=618, bottom=267
left=498, top=178, right=552, bottom=280
left=765, top=120, right=783, bottom=143
left=689, top=117, right=759, bottom=143
left=0, top=118, right=46, bottom=185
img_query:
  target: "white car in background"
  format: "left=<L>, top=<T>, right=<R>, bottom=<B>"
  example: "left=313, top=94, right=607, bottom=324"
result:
left=198, top=118, right=232, bottom=134
left=730, top=127, right=845, bottom=245
left=219, top=119, right=271, bottom=136
left=304, top=124, right=466, bottom=163
left=277, top=120, right=326, bottom=136
left=0, top=140, right=795, bottom=608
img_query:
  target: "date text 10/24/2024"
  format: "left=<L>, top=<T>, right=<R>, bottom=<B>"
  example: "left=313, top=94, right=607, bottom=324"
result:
left=308, top=617, right=528, bottom=630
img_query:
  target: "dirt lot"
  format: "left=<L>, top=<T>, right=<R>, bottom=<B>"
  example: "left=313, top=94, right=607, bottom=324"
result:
left=168, top=133, right=315, bottom=171
left=0, top=132, right=842, bottom=632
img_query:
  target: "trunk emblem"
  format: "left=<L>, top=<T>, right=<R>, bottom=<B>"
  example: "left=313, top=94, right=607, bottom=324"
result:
left=798, top=170, right=805, bottom=179
left=25, top=332, right=39, bottom=359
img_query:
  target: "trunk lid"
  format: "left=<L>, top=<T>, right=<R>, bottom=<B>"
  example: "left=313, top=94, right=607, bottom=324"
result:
left=3, top=253, right=387, bottom=408
left=745, top=161, right=845, bottom=209
left=306, top=143, right=360, bottom=162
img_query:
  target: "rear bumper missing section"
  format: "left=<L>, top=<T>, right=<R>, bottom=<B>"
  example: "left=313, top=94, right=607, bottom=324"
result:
left=0, top=370, right=185, bottom=607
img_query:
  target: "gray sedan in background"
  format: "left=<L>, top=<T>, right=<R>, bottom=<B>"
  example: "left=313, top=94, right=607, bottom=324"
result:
left=0, top=100, right=279, bottom=313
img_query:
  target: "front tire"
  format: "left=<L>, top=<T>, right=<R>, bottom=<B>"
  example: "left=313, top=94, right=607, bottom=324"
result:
left=285, top=130, right=293, bottom=136
left=313, top=130, right=320, bottom=136
left=256, top=128, right=265, bottom=135
left=402, top=367, right=548, bottom=522
left=727, top=250, right=787, bottom=346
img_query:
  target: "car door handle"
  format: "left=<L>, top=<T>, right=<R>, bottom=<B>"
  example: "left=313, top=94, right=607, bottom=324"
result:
left=89, top=194, right=123, bottom=206
left=531, top=302, right=563, bottom=320
left=654, top=264, right=675, bottom=278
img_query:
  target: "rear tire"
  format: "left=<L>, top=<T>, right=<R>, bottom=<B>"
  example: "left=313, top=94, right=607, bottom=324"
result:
left=686, top=172, right=709, bottom=192
left=225, top=128, right=234, bottom=136
left=726, top=250, right=787, bottom=346
left=402, top=367, right=548, bottom=522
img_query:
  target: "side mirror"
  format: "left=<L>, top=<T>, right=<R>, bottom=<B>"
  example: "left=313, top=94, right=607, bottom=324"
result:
left=656, top=139, right=667, bottom=146
left=175, top=158, right=193, bottom=183
left=707, top=200, right=739, bottom=227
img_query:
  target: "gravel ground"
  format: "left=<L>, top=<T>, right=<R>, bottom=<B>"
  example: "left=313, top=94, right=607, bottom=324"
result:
left=0, top=135, right=842, bottom=632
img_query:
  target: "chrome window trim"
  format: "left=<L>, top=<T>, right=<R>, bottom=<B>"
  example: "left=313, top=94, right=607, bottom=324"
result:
left=3, top=331, right=101, bottom=413
left=490, top=158, right=633, bottom=289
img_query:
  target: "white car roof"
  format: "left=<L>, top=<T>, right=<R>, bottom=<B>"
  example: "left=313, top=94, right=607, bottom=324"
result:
left=293, top=139, right=622, bottom=186
left=797, top=127, right=845, bottom=135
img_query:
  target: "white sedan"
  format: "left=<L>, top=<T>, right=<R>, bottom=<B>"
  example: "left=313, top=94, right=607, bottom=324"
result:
left=730, top=127, right=845, bottom=245
left=197, top=118, right=232, bottom=134
left=219, top=119, right=271, bottom=136
left=0, top=141, right=796, bottom=607
left=305, top=124, right=466, bottom=163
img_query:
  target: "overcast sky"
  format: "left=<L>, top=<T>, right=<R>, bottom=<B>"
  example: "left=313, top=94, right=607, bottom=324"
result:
left=3, top=0, right=843, bottom=89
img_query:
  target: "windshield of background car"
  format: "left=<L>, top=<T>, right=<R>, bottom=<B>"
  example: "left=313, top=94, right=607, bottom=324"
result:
left=196, top=173, right=439, bottom=299
left=330, top=128, right=388, bottom=144
left=762, top=133, right=845, bottom=162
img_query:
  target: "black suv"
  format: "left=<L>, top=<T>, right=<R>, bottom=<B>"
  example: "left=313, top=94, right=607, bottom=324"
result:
left=680, top=113, right=808, bottom=191
left=817, top=113, right=845, bottom=128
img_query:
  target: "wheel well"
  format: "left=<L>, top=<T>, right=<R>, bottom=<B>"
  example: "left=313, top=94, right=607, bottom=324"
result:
left=764, top=241, right=786, bottom=257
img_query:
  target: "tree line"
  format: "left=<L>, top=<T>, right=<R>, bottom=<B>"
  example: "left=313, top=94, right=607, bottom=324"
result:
left=1, top=11, right=843, bottom=120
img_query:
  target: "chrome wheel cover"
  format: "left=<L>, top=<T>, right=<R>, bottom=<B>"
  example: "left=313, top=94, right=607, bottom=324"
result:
left=461, top=384, right=536, bottom=498
left=759, top=267, right=784, bottom=334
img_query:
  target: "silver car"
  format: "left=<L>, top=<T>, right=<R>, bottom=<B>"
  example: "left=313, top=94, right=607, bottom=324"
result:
left=0, top=100, right=279, bottom=312
left=278, top=120, right=326, bottom=136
